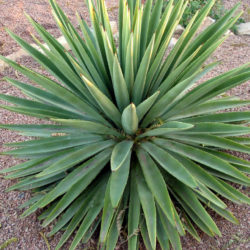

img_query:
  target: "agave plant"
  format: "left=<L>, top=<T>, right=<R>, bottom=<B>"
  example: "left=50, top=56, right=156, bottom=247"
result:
left=0, top=0, right=250, bottom=249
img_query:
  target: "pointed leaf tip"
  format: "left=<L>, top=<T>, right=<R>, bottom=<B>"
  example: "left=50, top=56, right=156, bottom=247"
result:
left=111, top=140, right=133, bottom=172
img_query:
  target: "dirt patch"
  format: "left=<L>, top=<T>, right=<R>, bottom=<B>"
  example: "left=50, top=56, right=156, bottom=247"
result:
left=0, top=0, right=249, bottom=249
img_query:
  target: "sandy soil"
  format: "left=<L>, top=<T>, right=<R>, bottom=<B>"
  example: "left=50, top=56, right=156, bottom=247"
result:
left=0, top=0, right=249, bottom=249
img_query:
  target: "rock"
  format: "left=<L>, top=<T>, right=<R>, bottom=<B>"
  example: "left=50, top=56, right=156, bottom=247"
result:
left=57, top=36, right=70, bottom=50
left=197, top=17, right=234, bottom=36
left=175, top=24, right=184, bottom=36
left=236, top=22, right=250, bottom=36
left=0, top=49, right=27, bottom=71
left=169, top=38, right=178, bottom=48
left=0, top=36, right=68, bottom=72
left=198, top=16, right=215, bottom=33
left=110, top=21, right=118, bottom=36
left=0, top=21, right=120, bottom=73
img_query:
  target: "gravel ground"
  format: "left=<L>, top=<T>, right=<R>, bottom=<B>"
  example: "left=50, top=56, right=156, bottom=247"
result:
left=0, top=0, right=249, bottom=249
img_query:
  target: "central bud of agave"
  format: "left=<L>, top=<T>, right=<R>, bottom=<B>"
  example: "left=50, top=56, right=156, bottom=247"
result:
left=120, top=101, right=194, bottom=140
left=122, top=103, right=139, bottom=136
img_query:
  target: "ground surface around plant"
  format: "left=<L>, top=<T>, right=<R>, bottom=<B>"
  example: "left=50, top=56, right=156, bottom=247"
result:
left=0, top=0, right=249, bottom=249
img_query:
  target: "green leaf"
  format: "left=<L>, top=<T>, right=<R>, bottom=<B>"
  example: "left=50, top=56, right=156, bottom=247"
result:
left=51, top=119, right=121, bottom=137
left=8, top=172, right=65, bottom=191
left=36, top=140, right=114, bottom=177
left=110, top=149, right=131, bottom=207
left=145, top=0, right=174, bottom=89
left=99, top=180, right=115, bottom=244
left=203, top=148, right=250, bottom=168
left=0, top=124, right=81, bottom=137
left=198, top=196, right=239, bottom=225
left=6, top=29, right=89, bottom=98
left=20, top=194, right=49, bottom=218
left=118, top=0, right=124, bottom=62
left=132, top=35, right=155, bottom=105
left=135, top=166, right=156, bottom=249
left=0, top=104, right=75, bottom=120
left=153, top=138, right=250, bottom=184
left=201, top=67, right=250, bottom=100
left=151, top=0, right=186, bottom=73
left=77, top=14, right=107, bottom=79
left=19, top=194, right=44, bottom=209
left=54, top=193, right=90, bottom=249
left=121, top=103, right=139, bottom=135
left=0, top=57, right=106, bottom=123
left=182, top=122, right=250, bottom=136
left=5, top=78, right=92, bottom=121
left=157, top=214, right=170, bottom=250
left=194, top=12, right=243, bottom=61
left=53, top=1, right=111, bottom=96
left=1, top=1, right=250, bottom=249
left=136, top=148, right=176, bottom=227
left=171, top=0, right=216, bottom=69
left=128, top=168, right=141, bottom=250
left=182, top=213, right=201, bottom=242
left=5, top=134, right=100, bottom=148
left=112, top=55, right=130, bottom=111
left=4, top=149, right=75, bottom=179
left=157, top=205, right=182, bottom=250
left=181, top=3, right=240, bottom=61
left=81, top=218, right=101, bottom=244
left=54, top=175, right=107, bottom=250
left=140, top=0, right=153, bottom=57
left=164, top=67, right=250, bottom=119
left=136, top=91, right=160, bottom=121
left=172, top=206, right=185, bottom=236
left=205, top=168, right=249, bottom=186
left=176, top=36, right=226, bottom=81
left=167, top=134, right=250, bottom=154
left=25, top=12, right=74, bottom=66
left=69, top=182, right=106, bottom=250
left=228, top=137, right=250, bottom=145
left=172, top=192, right=213, bottom=237
left=143, top=62, right=217, bottom=126
left=102, top=28, right=115, bottom=78
left=38, top=149, right=111, bottom=208
left=0, top=156, right=52, bottom=174
left=139, top=121, right=193, bottom=138
left=105, top=188, right=128, bottom=250
left=124, top=33, right=135, bottom=93
left=48, top=192, right=86, bottom=236
left=97, top=0, right=116, bottom=53
left=141, top=141, right=198, bottom=189
left=159, top=10, right=199, bottom=79
left=218, top=180, right=250, bottom=204
left=121, top=2, right=132, bottom=70
left=167, top=99, right=250, bottom=121
left=167, top=152, right=241, bottom=204
left=170, top=179, right=221, bottom=236
left=0, top=94, right=80, bottom=119
left=132, top=7, right=142, bottom=74
left=43, top=170, right=108, bottom=228
left=140, top=219, right=154, bottom=250
left=195, top=182, right=227, bottom=209
left=147, top=0, right=163, bottom=44
left=111, top=140, right=134, bottom=171
left=155, top=46, right=207, bottom=97
left=38, top=202, right=59, bottom=221
left=81, top=75, right=122, bottom=127
left=3, top=135, right=103, bottom=156
left=179, top=112, right=250, bottom=123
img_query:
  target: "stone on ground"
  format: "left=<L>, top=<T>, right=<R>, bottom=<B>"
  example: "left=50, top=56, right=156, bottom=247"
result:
left=236, top=22, right=250, bottom=36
